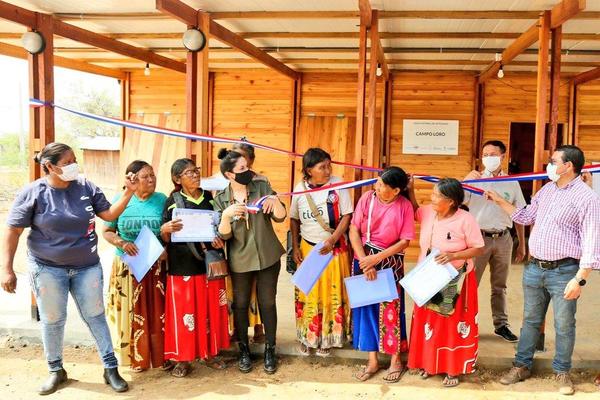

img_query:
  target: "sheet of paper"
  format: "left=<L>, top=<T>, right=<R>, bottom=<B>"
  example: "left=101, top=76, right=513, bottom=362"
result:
left=291, top=242, right=334, bottom=295
left=171, top=208, right=219, bottom=243
left=344, top=268, right=399, bottom=309
left=399, top=248, right=459, bottom=307
left=121, top=225, right=164, bottom=283
left=200, top=174, right=229, bottom=192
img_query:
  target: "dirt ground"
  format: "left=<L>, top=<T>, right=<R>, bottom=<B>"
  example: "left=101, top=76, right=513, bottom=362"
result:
left=0, top=337, right=598, bottom=400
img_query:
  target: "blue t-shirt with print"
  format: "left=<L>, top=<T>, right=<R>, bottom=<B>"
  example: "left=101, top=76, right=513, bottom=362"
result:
left=105, top=191, right=167, bottom=257
left=7, top=177, right=112, bottom=268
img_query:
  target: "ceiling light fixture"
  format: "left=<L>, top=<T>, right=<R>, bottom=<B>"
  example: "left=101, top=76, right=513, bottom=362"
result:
left=21, top=31, right=45, bottom=54
left=182, top=28, right=207, bottom=52
left=497, top=64, right=504, bottom=79
left=144, top=63, right=150, bottom=76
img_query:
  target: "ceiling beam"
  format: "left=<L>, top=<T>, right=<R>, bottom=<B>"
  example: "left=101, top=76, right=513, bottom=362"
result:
left=8, top=31, right=600, bottom=41
left=156, top=0, right=299, bottom=80
left=48, top=45, right=600, bottom=56
left=0, top=0, right=185, bottom=73
left=358, top=0, right=372, bottom=27
left=478, top=0, right=585, bottom=83
left=0, top=42, right=126, bottom=79
left=572, top=65, right=600, bottom=84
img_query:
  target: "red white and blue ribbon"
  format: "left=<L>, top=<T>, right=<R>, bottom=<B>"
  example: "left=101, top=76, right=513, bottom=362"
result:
left=30, top=98, right=599, bottom=211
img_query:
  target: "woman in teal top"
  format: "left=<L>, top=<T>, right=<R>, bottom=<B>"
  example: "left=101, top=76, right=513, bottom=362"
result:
left=102, top=160, right=168, bottom=372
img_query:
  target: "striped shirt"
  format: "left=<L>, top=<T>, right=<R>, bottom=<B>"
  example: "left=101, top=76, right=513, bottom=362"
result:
left=511, top=176, right=600, bottom=269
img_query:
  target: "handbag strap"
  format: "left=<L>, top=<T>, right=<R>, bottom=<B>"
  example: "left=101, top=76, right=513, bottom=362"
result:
left=304, top=183, right=335, bottom=234
left=366, top=191, right=376, bottom=244
left=172, top=192, right=204, bottom=261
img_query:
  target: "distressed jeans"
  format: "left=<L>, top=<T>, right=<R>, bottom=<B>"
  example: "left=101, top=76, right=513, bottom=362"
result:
left=28, top=257, right=118, bottom=372
left=514, top=261, right=578, bottom=373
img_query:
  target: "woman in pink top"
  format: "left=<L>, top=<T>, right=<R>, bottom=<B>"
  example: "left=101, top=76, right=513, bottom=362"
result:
left=349, top=167, right=415, bottom=383
left=407, top=177, right=485, bottom=387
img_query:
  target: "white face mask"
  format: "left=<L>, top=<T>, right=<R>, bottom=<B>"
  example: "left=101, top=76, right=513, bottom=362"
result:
left=56, top=162, right=80, bottom=181
left=482, top=156, right=501, bottom=173
left=546, top=163, right=565, bottom=182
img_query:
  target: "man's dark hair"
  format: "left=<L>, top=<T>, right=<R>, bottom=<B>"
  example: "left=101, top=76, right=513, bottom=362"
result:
left=556, top=145, right=585, bottom=174
left=482, top=140, right=507, bottom=154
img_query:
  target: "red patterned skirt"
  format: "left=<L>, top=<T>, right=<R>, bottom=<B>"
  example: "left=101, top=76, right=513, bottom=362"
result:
left=164, top=275, right=230, bottom=362
left=407, top=269, right=479, bottom=376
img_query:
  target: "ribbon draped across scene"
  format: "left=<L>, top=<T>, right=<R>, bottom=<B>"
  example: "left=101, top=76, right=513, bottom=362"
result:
left=30, top=99, right=600, bottom=211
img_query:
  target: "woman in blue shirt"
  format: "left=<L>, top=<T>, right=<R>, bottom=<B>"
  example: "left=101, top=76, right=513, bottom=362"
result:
left=1, top=142, right=137, bottom=395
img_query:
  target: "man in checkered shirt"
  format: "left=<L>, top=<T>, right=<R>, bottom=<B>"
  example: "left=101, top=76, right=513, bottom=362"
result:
left=486, top=145, right=600, bottom=396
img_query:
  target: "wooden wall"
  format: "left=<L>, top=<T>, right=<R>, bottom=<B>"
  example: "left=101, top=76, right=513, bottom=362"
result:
left=121, top=67, right=599, bottom=262
left=82, top=149, right=120, bottom=192
left=575, top=80, right=600, bottom=163
left=388, top=71, right=477, bottom=259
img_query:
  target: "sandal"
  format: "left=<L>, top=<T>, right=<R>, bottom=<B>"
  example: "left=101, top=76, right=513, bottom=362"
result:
left=442, top=375, right=459, bottom=388
left=354, top=366, right=380, bottom=382
left=130, top=366, right=145, bottom=373
left=171, top=362, right=191, bottom=378
left=203, top=357, right=228, bottom=370
left=382, top=366, right=403, bottom=383
left=161, top=360, right=176, bottom=372
left=419, top=369, right=430, bottom=380
left=297, top=343, right=310, bottom=357
left=594, top=373, right=600, bottom=387
left=315, top=348, right=331, bottom=358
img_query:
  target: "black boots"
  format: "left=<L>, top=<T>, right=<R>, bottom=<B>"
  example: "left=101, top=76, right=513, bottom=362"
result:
left=38, top=369, right=68, bottom=395
left=103, top=367, right=129, bottom=393
left=264, top=343, right=277, bottom=374
left=238, top=342, right=253, bottom=373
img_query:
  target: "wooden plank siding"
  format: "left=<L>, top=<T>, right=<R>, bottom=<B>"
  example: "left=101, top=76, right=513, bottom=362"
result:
left=575, top=80, right=600, bottom=162
left=388, top=71, right=477, bottom=260
left=121, top=68, right=598, bottom=262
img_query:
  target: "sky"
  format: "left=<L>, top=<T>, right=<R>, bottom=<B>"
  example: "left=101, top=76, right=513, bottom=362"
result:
left=0, top=54, right=120, bottom=136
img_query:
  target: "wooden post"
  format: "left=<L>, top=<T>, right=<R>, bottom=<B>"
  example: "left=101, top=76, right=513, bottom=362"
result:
left=354, top=17, right=368, bottom=186
left=548, top=25, right=562, bottom=151
left=27, top=13, right=54, bottom=321
left=533, top=11, right=551, bottom=194
left=185, top=13, right=210, bottom=172
left=289, top=74, right=302, bottom=192
left=120, top=72, right=130, bottom=149
left=366, top=10, right=379, bottom=175
left=472, top=81, right=484, bottom=169
left=381, top=76, right=392, bottom=168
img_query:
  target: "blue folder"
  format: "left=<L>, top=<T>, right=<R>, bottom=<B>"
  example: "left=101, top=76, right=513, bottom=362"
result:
left=344, top=268, right=399, bottom=308
left=291, top=242, right=334, bottom=295
left=121, top=225, right=165, bottom=283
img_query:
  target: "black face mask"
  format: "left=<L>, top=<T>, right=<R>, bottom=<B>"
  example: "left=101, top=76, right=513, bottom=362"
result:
left=233, top=170, right=254, bottom=185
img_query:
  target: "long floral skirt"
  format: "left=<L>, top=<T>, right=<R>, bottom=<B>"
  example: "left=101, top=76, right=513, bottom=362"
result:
left=106, top=257, right=166, bottom=369
left=164, top=274, right=230, bottom=362
left=295, top=240, right=351, bottom=349
left=351, top=256, right=408, bottom=355
left=407, top=269, right=479, bottom=376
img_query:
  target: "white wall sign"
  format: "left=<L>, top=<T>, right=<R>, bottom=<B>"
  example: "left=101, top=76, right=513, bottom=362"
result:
left=402, top=119, right=459, bottom=155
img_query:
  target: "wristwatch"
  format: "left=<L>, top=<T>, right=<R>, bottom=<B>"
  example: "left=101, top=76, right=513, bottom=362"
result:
left=574, top=276, right=587, bottom=286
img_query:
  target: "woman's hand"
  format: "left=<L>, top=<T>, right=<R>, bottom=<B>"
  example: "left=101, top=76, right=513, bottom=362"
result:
left=319, top=237, right=335, bottom=255
left=161, top=218, right=183, bottom=234
left=0, top=269, right=17, bottom=293
left=159, top=249, right=168, bottom=262
left=121, top=241, right=139, bottom=257
left=364, top=266, right=377, bottom=281
left=434, top=252, right=454, bottom=265
left=261, top=196, right=279, bottom=214
left=123, top=172, right=139, bottom=193
left=223, top=204, right=246, bottom=219
left=484, top=190, right=503, bottom=204
left=358, top=254, right=380, bottom=272
left=293, top=248, right=303, bottom=265
left=211, top=236, right=225, bottom=249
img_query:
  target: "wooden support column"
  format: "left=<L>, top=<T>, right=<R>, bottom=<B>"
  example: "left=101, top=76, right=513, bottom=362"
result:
left=382, top=76, right=392, bottom=168
left=365, top=10, right=379, bottom=175
left=289, top=74, right=302, bottom=192
left=472, top=81, right=484, bottom=169
left=185, top=13, right=210, bottom=172
left=533, top=11, right=551, bottom=194
left=548, top=25, right=562, bottom=151
left=354, top=19, right=368, bottom=184
left=28, top=13, right=54, bottom=181
left=120, top=72, right=130, bottom=149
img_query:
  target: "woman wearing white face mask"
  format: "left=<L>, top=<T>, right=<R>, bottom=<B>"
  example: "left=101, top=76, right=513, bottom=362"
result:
left=0, top=142, right=138, bottom=395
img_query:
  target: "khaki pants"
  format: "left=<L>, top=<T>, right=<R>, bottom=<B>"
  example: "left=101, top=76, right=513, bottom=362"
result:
left=474, top=233, right=513, bottom=329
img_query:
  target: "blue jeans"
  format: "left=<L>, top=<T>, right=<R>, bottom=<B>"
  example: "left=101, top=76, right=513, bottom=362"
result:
left=514, top=261, right=578, bottom=373
left=28, top=258, right=118, bottom=372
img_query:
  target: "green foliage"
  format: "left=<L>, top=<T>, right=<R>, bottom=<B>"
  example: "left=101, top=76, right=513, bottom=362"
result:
left=0, top=133, right=28, bottom=167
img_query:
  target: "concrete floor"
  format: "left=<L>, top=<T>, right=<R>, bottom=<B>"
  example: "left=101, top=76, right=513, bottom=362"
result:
left=2, top=250, right=600, bottom=372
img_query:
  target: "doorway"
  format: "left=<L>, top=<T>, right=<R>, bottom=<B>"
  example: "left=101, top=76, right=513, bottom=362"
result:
left=508, top=122, right=563, bottom=203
